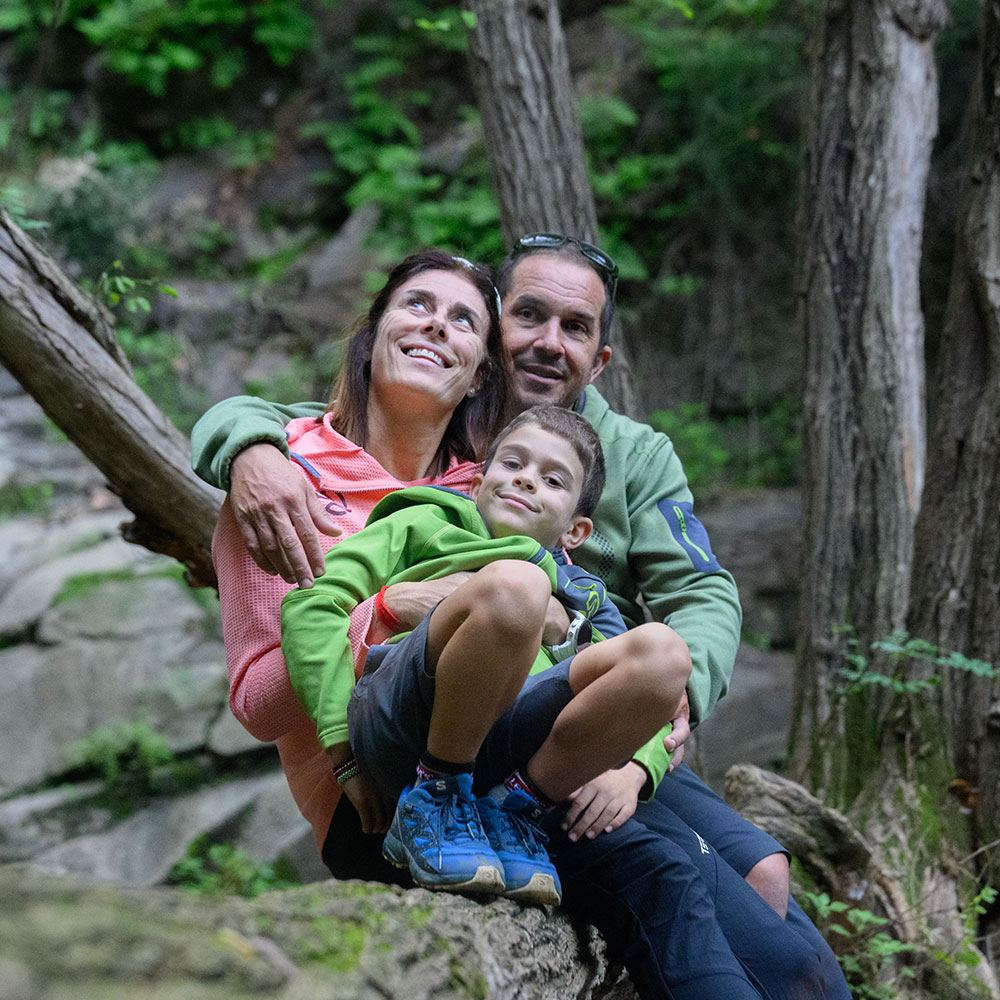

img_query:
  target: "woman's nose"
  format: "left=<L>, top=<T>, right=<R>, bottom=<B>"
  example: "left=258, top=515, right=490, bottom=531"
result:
left=422, top=312, right=447, bottom=337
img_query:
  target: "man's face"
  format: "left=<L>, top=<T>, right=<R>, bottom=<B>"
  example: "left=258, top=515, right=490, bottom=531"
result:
left=501, top=254, right=613, bottom=412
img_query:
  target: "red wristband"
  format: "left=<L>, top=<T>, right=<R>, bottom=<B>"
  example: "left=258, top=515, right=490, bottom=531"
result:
left=375, top=585, right=404, bottom=632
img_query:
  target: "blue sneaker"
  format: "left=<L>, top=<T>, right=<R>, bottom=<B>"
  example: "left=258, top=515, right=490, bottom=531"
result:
left=477, top=789, right=562, bottom=906
left=382, top=772, right=505, bottom=895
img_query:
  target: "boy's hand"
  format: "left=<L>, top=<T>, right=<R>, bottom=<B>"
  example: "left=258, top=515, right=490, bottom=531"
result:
left=561, top=763, right=647, bottom=842
left=663, top=691, right=691, bottom=770
left=230, top=443, right=341, bottom=588
left=340, top=770, right=393, bottom=834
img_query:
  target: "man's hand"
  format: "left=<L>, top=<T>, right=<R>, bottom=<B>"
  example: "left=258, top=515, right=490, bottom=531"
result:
left=561, top=763, right=647, bottom=842
left=229, top=443, right=341, bottom=588
left=663, top=690, right=692, bottom=771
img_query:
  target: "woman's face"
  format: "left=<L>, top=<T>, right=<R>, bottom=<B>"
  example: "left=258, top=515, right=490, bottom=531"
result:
left=369, top=268, right=490, bottom=416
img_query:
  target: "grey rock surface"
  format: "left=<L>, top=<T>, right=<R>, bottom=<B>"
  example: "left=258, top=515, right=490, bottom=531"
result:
left=0, top=864, right=639, bottom=1000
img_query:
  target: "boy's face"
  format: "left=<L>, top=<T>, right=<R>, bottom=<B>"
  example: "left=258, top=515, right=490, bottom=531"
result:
left=470, top=424, right=593, bottom=550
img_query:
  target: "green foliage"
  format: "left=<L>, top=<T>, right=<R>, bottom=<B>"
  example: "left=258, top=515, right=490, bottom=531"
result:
left=0, top=481, right=53, bottom=520
left=648, top=395, right=800, bottom=493
left=168, top=835, right=299, bottom=898
left=53, top=567, right=144, bottom=604
left=65, top=721, right=174, bottom=797
left=96, top=259, right=177, bottom=313
left=648, top=403, right=729, bottom=495
left=73, top=0, right=314, bottom=97
left=723, top=394, right=801, bottom=488
left=804, top=883, right=999, bottom=999
left=835, top=628, right=995, bottom=698
left=82, top=260, right=207, bottom=432
left=1, top=186, right=49, bottom=230
left=595, top=0, right=808, bottom=283
left=803, top=891, right=917, bottom=1000
left=243, top=356, right=321, bottom=408
left=301, top=4, right=501, bottom=263
left=119, top=324, right=208, bottom=434
left=27, top=150, right=159, bottom=277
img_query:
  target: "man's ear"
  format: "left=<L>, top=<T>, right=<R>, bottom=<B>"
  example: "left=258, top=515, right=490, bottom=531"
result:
left=589, top=344, right=612, bottom=384
left=558, top=515, right=593, bottom=551
left=469, top=472, right=484, bottom=500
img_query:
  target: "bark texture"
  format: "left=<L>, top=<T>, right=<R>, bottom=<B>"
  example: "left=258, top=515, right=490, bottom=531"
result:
left=462, top=0, right=637, bottom=416
left=725, top=765, right=1000, bottom=1000
left=0, top=209, right=222, bottom=588
left=907, top=0, right=1000, bottom=885
left=791, top=0, right=947, bottom=796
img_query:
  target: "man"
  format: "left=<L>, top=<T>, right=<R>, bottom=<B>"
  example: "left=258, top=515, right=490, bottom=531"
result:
left=192, top=234, right=848, bottom=998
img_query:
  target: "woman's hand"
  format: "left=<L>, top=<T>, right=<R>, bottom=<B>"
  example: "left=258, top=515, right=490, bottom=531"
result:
left=229, top=443, right=341, bottom=588
left=380, top=574, right=474, bottom=630
left=561, top=762, right=647, bottom=841
left=542, top=597, right=571, bottom=646
left=340, top=770, right=394, bottom=834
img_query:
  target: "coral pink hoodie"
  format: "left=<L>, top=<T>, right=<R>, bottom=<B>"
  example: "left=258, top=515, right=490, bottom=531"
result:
left=213, top=414, right=479, bottom=849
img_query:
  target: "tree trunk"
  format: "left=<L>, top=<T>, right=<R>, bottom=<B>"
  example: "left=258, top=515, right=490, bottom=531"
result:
left=0, top=209, right=222, bottom=588
left=790, top=0, right=947, bottom=802
left=462, top=0, right=637, bottom=417
left=907, top=0, right=1000, bottom=887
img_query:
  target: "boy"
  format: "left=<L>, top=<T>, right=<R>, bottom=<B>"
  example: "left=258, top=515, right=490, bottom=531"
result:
left=281, top=406, right=689, bottom=905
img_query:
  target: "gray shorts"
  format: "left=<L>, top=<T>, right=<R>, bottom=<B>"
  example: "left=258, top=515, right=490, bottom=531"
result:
left=347, top=609, right=574, bottom=799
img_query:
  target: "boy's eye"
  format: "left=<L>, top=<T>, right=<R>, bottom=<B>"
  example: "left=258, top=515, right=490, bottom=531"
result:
left=500, top=458, right=521, bottom=470
left=544, top=475, right=565, bottom=489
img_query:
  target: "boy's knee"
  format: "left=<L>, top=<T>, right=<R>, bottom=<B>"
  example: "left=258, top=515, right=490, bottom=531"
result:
left=469, top=560, right=550, bottom=628
left=628, top=623, right=691, bottom=678
left=621, top=623, right=691, bottom=706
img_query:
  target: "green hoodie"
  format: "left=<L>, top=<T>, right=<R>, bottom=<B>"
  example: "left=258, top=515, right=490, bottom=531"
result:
left=281, top=486, right=558, bottom=750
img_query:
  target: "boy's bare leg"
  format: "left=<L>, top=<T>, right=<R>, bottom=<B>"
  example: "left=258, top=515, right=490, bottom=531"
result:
left=526, top=622, right=691, bottom=801
left=422, top=559, right=550, bottom=764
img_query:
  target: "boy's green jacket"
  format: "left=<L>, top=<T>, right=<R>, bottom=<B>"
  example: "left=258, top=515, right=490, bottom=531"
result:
left=281, top=486, right=559, bottom=751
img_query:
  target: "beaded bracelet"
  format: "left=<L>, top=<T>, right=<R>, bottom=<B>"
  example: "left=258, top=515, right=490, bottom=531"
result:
left=333, top=758, right=361, bottom=785
left=375, top=585, right=404, bottom=632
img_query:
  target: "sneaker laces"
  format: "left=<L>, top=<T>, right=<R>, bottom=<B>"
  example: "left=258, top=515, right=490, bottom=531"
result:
left=490, top=796, right=549, bottom=857
left=419, top=784, right=486, bottom=866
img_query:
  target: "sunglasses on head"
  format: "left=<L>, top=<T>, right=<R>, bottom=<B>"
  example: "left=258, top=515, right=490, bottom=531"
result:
left=512, top=233, right=619, bottom=301
left=448, top=253, right=502, bottom=318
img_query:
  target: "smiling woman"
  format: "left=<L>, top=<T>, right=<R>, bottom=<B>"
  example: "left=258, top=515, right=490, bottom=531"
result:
left=325, top=250, right=509, bottom=481
left=209, top=248, right=509, bottom=883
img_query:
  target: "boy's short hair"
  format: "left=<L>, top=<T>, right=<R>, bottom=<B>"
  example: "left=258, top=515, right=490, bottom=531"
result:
left=483, top=405, right=606, bottom=518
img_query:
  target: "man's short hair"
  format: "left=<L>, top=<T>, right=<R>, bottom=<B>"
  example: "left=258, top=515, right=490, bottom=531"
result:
left=483, top=405, right=606, bottom=518
left=495, top=238, right=616, bottom=348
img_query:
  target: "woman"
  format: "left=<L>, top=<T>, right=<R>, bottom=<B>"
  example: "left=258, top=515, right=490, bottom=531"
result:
left=213, top=249, right=507, bottom=882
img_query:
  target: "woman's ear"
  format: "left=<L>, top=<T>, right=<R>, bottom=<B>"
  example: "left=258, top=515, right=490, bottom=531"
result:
left=558, top=515, right=593, bottom=551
